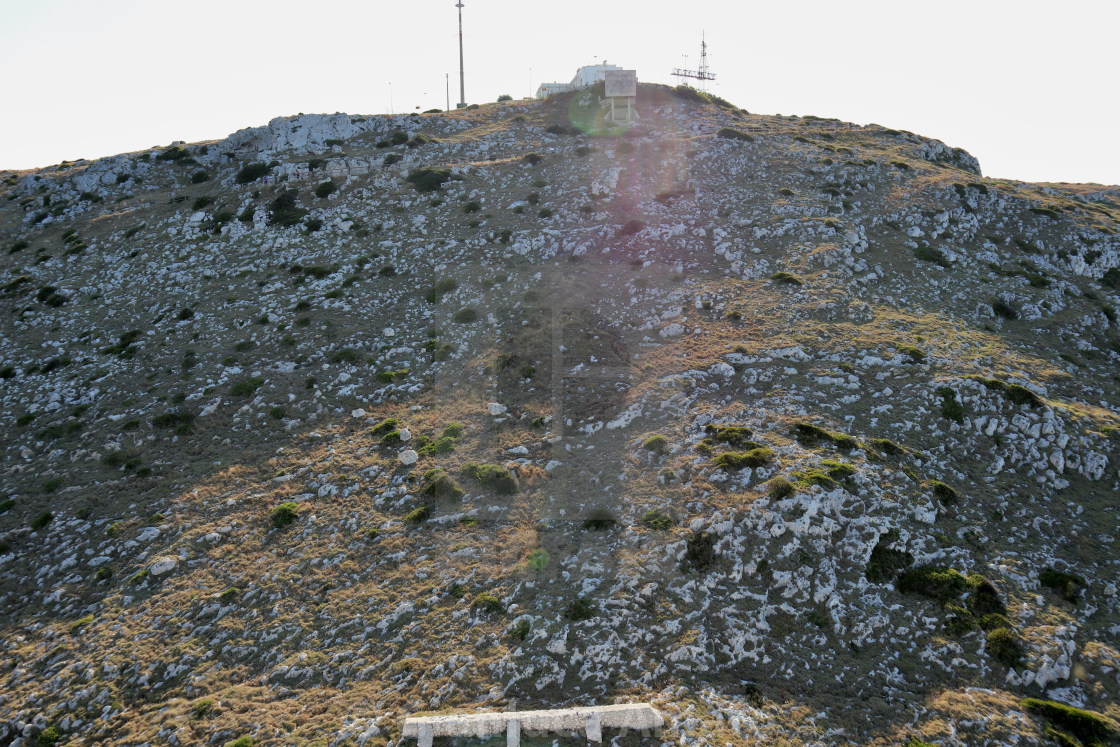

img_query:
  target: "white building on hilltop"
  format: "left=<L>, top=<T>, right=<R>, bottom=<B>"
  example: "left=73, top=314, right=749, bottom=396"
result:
left=535, top=61, right=626, bottom=99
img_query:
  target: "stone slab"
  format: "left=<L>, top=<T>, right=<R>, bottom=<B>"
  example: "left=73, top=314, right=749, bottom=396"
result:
left=402, top=703, right=662, bottom=742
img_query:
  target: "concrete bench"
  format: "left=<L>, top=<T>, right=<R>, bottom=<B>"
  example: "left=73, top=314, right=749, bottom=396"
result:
left=402, top=703, right=662, bottom=746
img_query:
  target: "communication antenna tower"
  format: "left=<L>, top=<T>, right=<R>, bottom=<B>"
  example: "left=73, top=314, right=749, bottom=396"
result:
left=671, top=32, right=716, bottom=91
left=455, top=1, right=466, bottom=108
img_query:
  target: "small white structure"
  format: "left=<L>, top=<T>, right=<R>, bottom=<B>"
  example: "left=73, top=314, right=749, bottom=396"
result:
left=402, top=703, right=663, bottom=746
left=535, top=60, right=626, bottom=99
left=603, top=69, right=638, bottom=122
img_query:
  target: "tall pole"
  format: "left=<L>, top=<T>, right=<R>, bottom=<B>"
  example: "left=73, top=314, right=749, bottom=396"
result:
left=456, top=1, right=466, bottom=108
left=446, top=73, right=450, bottom=112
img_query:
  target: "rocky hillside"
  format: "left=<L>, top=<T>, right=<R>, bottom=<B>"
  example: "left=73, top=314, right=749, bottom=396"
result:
left=1, top=84, right=1119, bottom=746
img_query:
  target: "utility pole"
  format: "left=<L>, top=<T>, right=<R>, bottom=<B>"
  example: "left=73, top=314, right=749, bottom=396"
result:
left=446, top=73, right=450, bottom=112
left=456, top=1, right=466, bottom=108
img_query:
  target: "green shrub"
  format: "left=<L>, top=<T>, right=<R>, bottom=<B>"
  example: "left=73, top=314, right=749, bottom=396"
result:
left=157, top=145, right=192, bottom=162
left=986, top=627, right=1022, bottom=666
left=129, top=569, right=150, bottom=585
left=231, top=378, right=264, bottom=396
left=497, top=94, right=513, bottom=102
left=564, top=597, right=595, bottom=621
left=36, top=726, right=63, bottom=746
left=191, top=195, right=215, bottom=210
left=383, top=153, right=402, bottom=166
left=70, top=614, right=94, bottom=633
left=642, top=434, right=669, bottom=453
left=462, top=463, right=518, bottom=494
left=269, top=406, right=285, bottom=420
left=101, top=449, right=140, bottom=469
left=992, top=298, right=1018, bottom=319
left=865, top=532, right=913, bottom=583
left=421, top=468, right=464, bottom=499
left=793, top=422, right=856, bottom=449
left=463, top=200, right=481, bottom=213
left=868, top=438, right=904, bottom=456
left=1006, top=383, right=1044, bottom=407
left=944, top=605, right=976, bottom=636
left=966, top=574, right=1009, bottom=618
left=526, top=549, right=549, bottom=573
left=1021, top=698, right=1118, bottom=745
left=442, top=422, right=465, bottom=438
left=897, top=566, right=967, bottom=603
left=510, top=619, right=531, bottom=640
left=704, top=424, right=755, bottom=447
left=236, top=162, right=271, bottom=184
left=191, top=698, right=215, bottom=719
left=1039, top=568, right=1086, bottom=603
left=770, top=271, right=803, bottom=286
left=930, top=480, right=960, bottom=503
left=190, top=170, right=209, bottom=184
left=424, top=277, right=458, bottom=303
left=522, top=153, right=543, bottom=165
left=0, top=499, right=14, bottom=513
left=31, top=511, right=53, bottom=531
left=768, top=477, right=795, bottom=499
left=472, top=593, right=504, bottom=613
left=970, top=376, right=1044, bottom=407
left=224, top=738, right=254, bottom=747
left=712, top=448, right=774, bottom=470
left=314, top=180, right=336, bottom=198
left=370, top=417, right=398, bottom=436
left=914, top=245, right=950, bottom=267
left=642, top=509, right=672, bottom=530
left=406, top=168, right=453, bottom=192
left=153, top=411, right=195, bottom=430
left=583, top=508, right=616, bottom=530
left=819, top=459, right=856, bottom=479
left=897, top=344, right=925, bottom=363
left=271, top=502, right=299, bottom=529
left=977, top=613, right=1013, bottom=631
left=267, top=190, right=307, bottom=227
left=417, top=435, right=454, bottom=455
left=936, top=386, right=964, bottom=423
left=452, top=307, right=478, bottom=323
left=403, top=505, right=431, bottom=525
left=717, top=127, right=754, bottom=142
left=684, top=530, right=717, bottom=571
left=376, top=368, right=410, bottom=383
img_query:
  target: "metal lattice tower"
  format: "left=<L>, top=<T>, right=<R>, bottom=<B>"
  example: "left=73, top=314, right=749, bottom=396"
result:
left=671, top=32, right=716, bottom=91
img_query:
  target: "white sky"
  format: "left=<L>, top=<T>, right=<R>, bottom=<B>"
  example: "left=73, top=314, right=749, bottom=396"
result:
left=1, top=0, right=1117, bottom=185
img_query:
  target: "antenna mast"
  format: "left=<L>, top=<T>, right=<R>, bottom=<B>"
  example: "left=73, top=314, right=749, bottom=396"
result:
left=671, top=32, right=716, bottom=91
left=456, top=1, right=466, bottom=108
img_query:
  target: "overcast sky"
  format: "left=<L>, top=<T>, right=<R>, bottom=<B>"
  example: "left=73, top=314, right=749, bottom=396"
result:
left=1, top=0, right=1116, bottom=185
